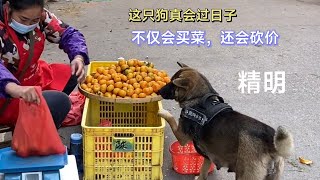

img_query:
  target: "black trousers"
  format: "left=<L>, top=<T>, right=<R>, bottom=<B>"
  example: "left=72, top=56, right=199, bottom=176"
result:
left=42, top=75, right=78, bottom=128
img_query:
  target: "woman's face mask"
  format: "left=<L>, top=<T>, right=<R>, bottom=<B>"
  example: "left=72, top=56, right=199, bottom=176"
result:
left=9, top=19, right=38, bottom=34
left=8, top=5, right=42, bottom=34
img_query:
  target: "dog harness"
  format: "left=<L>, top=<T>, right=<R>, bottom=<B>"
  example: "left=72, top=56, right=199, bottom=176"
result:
left=180, top=93, right=233, bottom=126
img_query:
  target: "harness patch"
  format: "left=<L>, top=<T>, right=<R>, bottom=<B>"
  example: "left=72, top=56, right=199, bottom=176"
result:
left=181, top=94, right=233, bottom=126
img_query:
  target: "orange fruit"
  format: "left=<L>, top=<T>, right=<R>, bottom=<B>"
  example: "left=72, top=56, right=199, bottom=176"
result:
left=148, top=81, right=155, bottom=87
left=148, top=72, right=154, bottom=77
left=93, top=73, right=100, bottom=79
left=102, top=69, right=109, bottom=76
left=158, top=81, right=166, bottom=88
left=114, top=76, right=122, bottom=82
left=122, top=83, right=129, bottom=88
left=113, top=88, right=121, bottom=95
left=163, top=77, right=171, bottom=83
left=109, top=69, right=116, bottom=74
left=85, top=75, right=93, bottom=83
left=93, top=84, right=100, bottom=93
left=91, top=79, right=98, bottom=84
left=161, top=70, right=168, bottom=77
left=140, top=81, right=148, bottom=89
left=118, top=90, right=127, bottom=97
left=122, top=87, right=128, bottom=91
left=152, top=83, right=161, bottom=93
left=133, top=82, right=140, bottom=89
left=151, top=92, right=158, bottom=97
left=143, top=87, right=151, bottom=95
left=129, top=67, right=136, bottom=72
left=127, top=89, right=134, bottom=97
left=110, top=64, right=117, bottom=69
left=138, top=93, right=147, bottom=98
left=134, top=88, right=142, bottom=95
left=127, top=73, right=134, bottom=79
left=152, top=69, right=159, bottom=74
left=136, top=67, right=141, bottom=72
left=87, top=82, right=93, bottom=88
left=144, top=76, right=152, bottom=82
left=102, top=75, right=110, bottom=81
left=114, top=82, right=123, bottom=89
left=149, top=87, right=154, bottom=94
left=98, top=75, right=105, bottom=81
left=129, top=78, right=137, bottom=85
left=97, top=67, right=104, bottom=74
left=132, top=93, right=138, bottom=98
left=138, top=61, right=145, bottom=67
left=123, top=69, right=130, bottom=75
left=121, top=75, right=128, bottom=82
left=140, top=66, right=148, bottom=73
left=140, top=72, right=148, bottom=78
left=116, top=66, right=122, bottom=73
left=121, top=64, right=129, bottom=71
left=158, top=72, right=166, bottom=78
left=133, top=59, right=139, bottom=66
left=147, top=67, right=153, bottom=73
left=100, top=84, right=107, bottom=93
left=127, top=84, right=134, bottom=90
left=107, top=84, right=114, bottom=92
left=111, top=73, right=117, bottom=79
left=154, top=76, right=163, bottom=82
left=81, top=83, right=88, bottom=90
left=107, top=80, right=114, bottom=86
left=99, top=79, right=107, bottom=85
left=118, top=59, right=126, bottom=66
left=127, top=59, right=135, bottom=67
left=104, top=92, right=112, bottom=98
left=136, top=75, right=143, bottom=82
left=111, top=94, right=117, bottom=99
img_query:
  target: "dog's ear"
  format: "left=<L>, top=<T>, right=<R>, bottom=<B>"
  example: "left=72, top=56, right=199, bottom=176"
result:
left=177, top=62, right=189, bottom=68
left=173, top=77, right=189, bottom=89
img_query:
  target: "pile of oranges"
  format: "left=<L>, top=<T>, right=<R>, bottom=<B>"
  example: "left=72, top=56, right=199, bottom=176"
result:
left=80, top=59, right=171, bottom=99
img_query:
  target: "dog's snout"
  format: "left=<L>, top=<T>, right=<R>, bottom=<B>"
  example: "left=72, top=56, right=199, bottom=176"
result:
left=159, top=82, right=175, bottom=99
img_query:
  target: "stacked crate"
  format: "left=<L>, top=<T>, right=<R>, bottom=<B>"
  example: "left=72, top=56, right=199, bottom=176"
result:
left=81, top=62, right=165, bottom=180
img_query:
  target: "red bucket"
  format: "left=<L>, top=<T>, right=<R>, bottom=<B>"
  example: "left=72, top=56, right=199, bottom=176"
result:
left=169, top=141, right=215, bottom=175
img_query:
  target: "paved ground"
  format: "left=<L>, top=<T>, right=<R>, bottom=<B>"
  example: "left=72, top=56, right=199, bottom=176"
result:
left=4, top=0, right=320, bottom=179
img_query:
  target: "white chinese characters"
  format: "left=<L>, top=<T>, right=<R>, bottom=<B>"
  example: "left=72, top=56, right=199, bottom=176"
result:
left=238, top=71, right=285, bottom=94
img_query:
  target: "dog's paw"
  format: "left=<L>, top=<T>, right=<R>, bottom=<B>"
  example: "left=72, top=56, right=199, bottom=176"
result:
left=158, top=109, right=173, bottom=119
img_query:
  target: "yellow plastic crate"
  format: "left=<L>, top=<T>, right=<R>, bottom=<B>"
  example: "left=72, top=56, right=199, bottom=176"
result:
left=81, top=61, right=165, bottom=180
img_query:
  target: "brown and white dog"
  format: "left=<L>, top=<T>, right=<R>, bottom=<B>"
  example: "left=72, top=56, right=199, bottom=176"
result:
left=158, top=62, right=294, bottom=180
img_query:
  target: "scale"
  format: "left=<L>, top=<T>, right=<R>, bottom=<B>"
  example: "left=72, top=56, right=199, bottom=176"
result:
left=0, top=147, right=68, bottom=180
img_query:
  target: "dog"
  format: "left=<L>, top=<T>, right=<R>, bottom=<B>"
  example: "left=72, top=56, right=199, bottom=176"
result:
left=158, top=62, right=294, bottom=180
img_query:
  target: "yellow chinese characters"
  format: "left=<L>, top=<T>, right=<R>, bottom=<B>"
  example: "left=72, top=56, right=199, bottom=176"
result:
left=129, top=8, right=237, bottom=22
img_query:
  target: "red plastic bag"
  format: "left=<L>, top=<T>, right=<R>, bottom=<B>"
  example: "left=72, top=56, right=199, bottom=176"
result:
left=99, top=119, right=112, bottom=127
left=11, top=86, right=66, bottom=157
left=61, top=91, right=85, bottom=127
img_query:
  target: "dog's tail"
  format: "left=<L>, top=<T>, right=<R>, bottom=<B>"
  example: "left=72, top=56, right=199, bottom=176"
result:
left=274, top=126, right=294, bottom=158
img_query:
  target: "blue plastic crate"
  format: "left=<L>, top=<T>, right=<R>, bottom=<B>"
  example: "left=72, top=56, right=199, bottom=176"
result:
left=0, top=147, right=68, bottom=174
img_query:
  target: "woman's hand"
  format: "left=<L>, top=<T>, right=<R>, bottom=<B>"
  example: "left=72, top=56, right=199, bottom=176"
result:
left=71, top=55, right=85, bottom=83
left=5, top=83, right=40, bottom=104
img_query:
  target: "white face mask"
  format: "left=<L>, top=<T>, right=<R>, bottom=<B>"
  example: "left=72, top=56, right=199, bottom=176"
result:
left=9, top=19, right=38, bottom=34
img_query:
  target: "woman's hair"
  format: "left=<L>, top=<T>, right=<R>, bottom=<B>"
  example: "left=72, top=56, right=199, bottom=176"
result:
left=8, top=0, right=44, bottom=11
